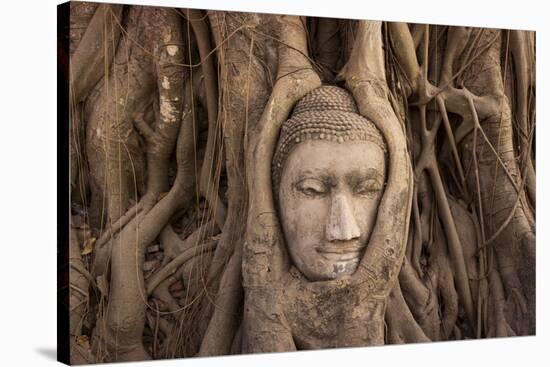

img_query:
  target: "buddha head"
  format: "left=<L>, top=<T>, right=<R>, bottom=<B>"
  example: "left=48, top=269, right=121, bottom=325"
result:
left=273, top=86, right=387, bottom=281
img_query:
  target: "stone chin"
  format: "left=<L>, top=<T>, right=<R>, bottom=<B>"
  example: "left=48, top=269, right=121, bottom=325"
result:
left=331, top=258, right=360, bottom=278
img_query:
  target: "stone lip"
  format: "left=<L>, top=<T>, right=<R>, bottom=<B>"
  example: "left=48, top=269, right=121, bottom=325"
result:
left=315, top=240, right=365, bottom=262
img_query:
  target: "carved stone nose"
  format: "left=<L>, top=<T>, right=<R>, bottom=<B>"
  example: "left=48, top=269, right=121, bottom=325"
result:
left=326, top=193, right=361, bottom=241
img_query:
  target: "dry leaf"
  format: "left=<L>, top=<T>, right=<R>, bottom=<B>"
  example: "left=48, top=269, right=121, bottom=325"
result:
left=96, top=275, right=108, bottom=296
left=81, top=237, right=96, bottom=255
left=75, top=335, right=90, bottom=349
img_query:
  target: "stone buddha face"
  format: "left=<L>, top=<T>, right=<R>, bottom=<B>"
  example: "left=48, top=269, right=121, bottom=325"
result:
left=273, top=86, right=387, bottom=281
left=278, top=139, right=385, bottom=281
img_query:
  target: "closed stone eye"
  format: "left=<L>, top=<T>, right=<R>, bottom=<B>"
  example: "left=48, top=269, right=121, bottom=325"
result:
left=295, top=178, right=328, bottom=197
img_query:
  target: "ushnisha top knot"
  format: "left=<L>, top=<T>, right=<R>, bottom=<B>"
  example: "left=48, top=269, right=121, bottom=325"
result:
left=272, top=86, right=387, bottom=191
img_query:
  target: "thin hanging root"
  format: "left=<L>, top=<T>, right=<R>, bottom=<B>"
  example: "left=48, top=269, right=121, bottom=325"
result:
left=410, top=24, right=425, bottom=51
left=69, top=228, right=91, bottom=338
left=407, top=41, right=476, bottom=326
left=94, top=9, right=188, bottom=278
left=312, top=17, right=341, bottom=81
left=476, top=119, right=534, bottom=251
left=97, top=74, right=198, bottom=361
left=466, top=98, right=521, bottom=194
left=436, top=96, right=466, bottom=184
left=187, top=8, right=227, bottom=229
left=467, top=85, right=524, bottom=335
left=422, top=120, right=476, bottom=327
left=388, top=22, right=420, bottom=94
left=439, top=27, right=471, bottom=86
left=70, top=4, right=123, bottom=103
left=198, top=11, right=263, bottom=356
left=510, top=30, right=536, bottom=206
left=152, top=277, right=180, bottom=313
left=392, top=25, right=529, bottom=332
left=470, top=208, right=488, bottom=338
left=411, top=189, right=423, bottom=274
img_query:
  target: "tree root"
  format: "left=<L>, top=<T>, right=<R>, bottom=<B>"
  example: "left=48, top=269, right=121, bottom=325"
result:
left=188, top=9, right=227, bottom=230
left=386, top=282, right=430, bottom=343
left=70, top=4, right=123, bottom=103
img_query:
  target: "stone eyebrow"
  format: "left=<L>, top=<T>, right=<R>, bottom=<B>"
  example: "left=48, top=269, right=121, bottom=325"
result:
left=346, top=168, right=384, bottom=187
left=294, top=169, right=337, bottom=187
